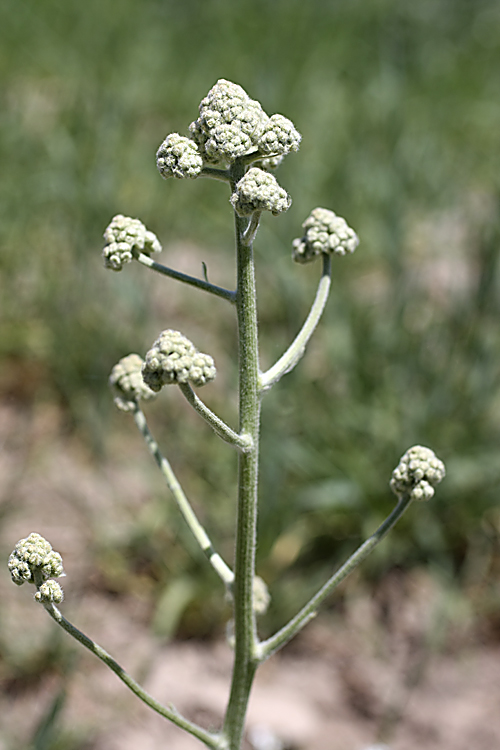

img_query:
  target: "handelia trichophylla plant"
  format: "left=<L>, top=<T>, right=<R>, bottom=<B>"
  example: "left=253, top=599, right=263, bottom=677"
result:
left=10, top=79, right=446, bottom=750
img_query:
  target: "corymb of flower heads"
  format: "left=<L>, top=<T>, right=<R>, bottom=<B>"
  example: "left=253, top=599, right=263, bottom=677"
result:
left=156, top=134, right=203, bottom=179
left=8, top=533, right=64, bottom=587
left=390, top=445, right=446, bottom=502
left=230, top=167, right=291, bottom=217
left=142, top=330, right=216, bottom=392
left=292, top=207, right=359, bottom=264
left=103, top=215, right=162, bottom=272
left=109, top=354, right=157, bottom=412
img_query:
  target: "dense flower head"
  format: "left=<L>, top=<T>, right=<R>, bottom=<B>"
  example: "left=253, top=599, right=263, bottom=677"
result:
left=257, top=114, right=301, bottom=156
left=390, top=445, right=446, bottom=502
left=230, top=168, right=291, bottom=217
left=142, top=330, right=216, bottom=391
left=292, top=207, right=359, bottom=264
left=156, top=133, right=203, bottom=179
left=189, top=79, right=300, bottom=167
left=35, top=580, right=64, bottom=604
left=109, top=354, right=157, bottom=412
left=103, top=215, right=162, bottom=271
left=8, top=533, right=64, bottom=586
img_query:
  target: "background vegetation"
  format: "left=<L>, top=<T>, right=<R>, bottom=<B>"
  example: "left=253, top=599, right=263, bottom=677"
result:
left=1, top=0, right=500, bottom=738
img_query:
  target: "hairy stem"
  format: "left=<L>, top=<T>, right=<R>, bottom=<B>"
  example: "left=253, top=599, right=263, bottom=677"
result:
left=258, top=493, right=414, bottom=661
left=178, top=383, right=252, bottom=452
left=36, top=597, right=224, bottom=749
left=260, top=254, right=331, bottom=391
left=132, top=404, right=234, bottom=589
left=222, top=169, right=262, bottom=749
left=136, top=252, right=236, bottom=303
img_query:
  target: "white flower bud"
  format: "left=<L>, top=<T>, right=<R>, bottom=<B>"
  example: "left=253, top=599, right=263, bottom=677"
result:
left=257, top=113, right=301, bottom=156
left=109, top=354, right=157, bottom=412
left=156, top=133, right=203, bottom=179
left=189, top=79, right=269, bottom=164
left=35, top=579, right=64, bottom=604
left=230, top=168, right=291, bottom=217
left=292, top=207, right=359, bottom=264
left=390, top=445, right=446, bottom=502
left=142, top=330, right=216, bottom=391
left=8, top=533, right=64, bottom=586
left=103, top=215, right=162, bottom=272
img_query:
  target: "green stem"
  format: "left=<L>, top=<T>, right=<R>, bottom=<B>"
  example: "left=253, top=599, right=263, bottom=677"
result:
left=178, top=383, right=252, bottom=452
left=132, top=404, right=234, bottom=589
left=136, top=252, right=236, bottom=303
left=38, top=599, right=225, bottom=749
left=258, top=493, right=414, bottom=661
left=259, top=254, right=331, bottom=391
left=222, top=174, right=262, bottom=748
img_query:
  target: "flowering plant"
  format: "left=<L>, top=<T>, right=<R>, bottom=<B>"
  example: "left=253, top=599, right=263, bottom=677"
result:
left=9, top=80, right=445, bottom=750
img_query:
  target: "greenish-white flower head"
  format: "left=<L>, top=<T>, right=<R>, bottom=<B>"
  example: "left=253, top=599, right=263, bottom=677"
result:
left=190, top=79, right=268, bottom=165
left=8, top=533, right=64, bottom=587
left=35, top=580, right=64, bottom=604
left=109, top=354, right=157, bottom=412
left=103, top=215, right=162, bottom=272
left=292, top=207, right=359, bottom=264
left=142, top=330, right=216, bottom=391
left=252, top=575, right=271, bottom=616
left=188, top=79, right=300, bottom=167
left=390, top=445, right=446, bottom=502
left=230, top=168, right=291, bottom=217
left=156, top=134, right=203, bottom=179
left=257, top=114, right=301, bottom=156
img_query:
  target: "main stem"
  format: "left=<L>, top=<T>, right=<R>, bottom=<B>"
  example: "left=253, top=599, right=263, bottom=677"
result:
left=223, top=192, right=261, bottom=748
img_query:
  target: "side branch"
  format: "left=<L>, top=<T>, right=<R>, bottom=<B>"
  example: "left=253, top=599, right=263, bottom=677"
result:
left=178, top=383, right=253, bottom=452
left=259, top=254, right=332, bottom=391
left=41, top=601, right=225, bottom=749
left=136, top=252, right=236, bottom=303
left=132, top=405, right=234, bottom=589
left=257, top=493, right=414, bottom=661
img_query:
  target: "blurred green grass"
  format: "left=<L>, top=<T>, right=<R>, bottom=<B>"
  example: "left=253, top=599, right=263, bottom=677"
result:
left=2, top=0, right=500, bottom=642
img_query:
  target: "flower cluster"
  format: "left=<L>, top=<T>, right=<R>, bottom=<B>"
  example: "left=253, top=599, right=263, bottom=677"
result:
left=230, top=167, right=291, bottom=217
left=9, top=533, right=65, bottom=603
left=142, top=330, right=216, bottom=391
left=156, top=134, right=204, bottom=179
left=109, top=354, right=157, bottom=412
left=292, top=207, right=359, bottom=264
left=156, top=79, right=301, bottom=176
left=390, top=446, right=446, bottom=502
left=103, top=215, right=162, bottom=271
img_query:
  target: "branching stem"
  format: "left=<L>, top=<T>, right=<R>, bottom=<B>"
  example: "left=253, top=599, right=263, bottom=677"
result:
left=135, top=252, right=236, bottom=303
left=257, top=493, right=414, bottom=661
left=132, top=404, right=234, bottom=589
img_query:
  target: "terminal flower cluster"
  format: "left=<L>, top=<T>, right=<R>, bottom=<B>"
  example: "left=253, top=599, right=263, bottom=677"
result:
left=156, top=79, right=301, bottom=178
left=142, top=329, right=216, bottom=391
left=9, top=533, right=65, bottom=603
left=292, top=207, right=359, bottom=264
left=109, top=354, right=157, bottom=411
left=103, top=215, right=162, bottom=271
left=390, top=445, right=446, bottom=502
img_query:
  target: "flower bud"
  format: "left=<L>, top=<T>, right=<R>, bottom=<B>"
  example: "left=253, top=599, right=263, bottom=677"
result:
left=230, top=168, right=291, bottom=217
left=109, top=354, right=157, bottom=412
left=8, top=533, right=64, bottom=586
left=257, top=114, right=301, bottom=156
left=292, top=207, right=359, bottom=264
left=390, top=445, right=446, bottom=501
left=103, top=215, right=162, bottom=272
left=142, top=330, right=216, bottom=391
left=35, top=579, right=64, bottom=604
left=156, top=134, right=203, bottom=179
